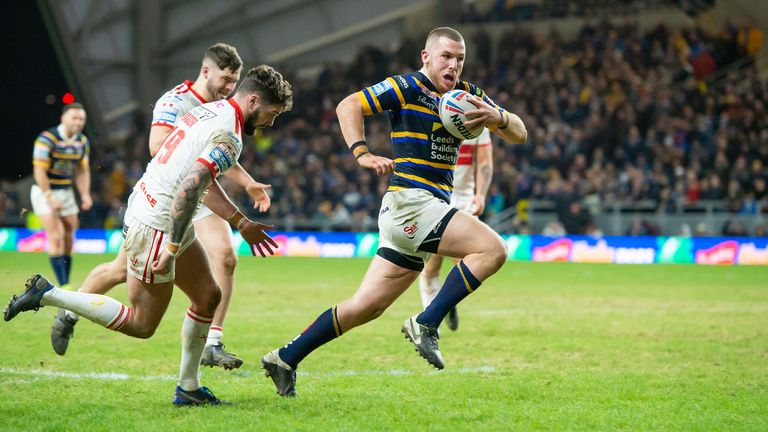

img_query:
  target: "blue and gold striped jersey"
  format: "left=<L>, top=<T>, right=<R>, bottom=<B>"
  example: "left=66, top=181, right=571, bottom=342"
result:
left=32, top=126, right=90, bottom=189
left=356, top=71, right=503, bottom=202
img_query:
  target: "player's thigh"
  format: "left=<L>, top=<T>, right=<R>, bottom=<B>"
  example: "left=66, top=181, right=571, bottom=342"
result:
left=61, top=214, right=79, bottom=234
left=126, top=276, right=174, bottom=331
left=174, top=239, right=219, bottom=308
left=435, top=210, right=506, bottom=259
left=350, top=255, right=419, bottom=308
left=194, top=214, right=236, bottom=260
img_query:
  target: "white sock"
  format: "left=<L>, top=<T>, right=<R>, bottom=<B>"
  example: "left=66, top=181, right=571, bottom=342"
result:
left=178, top=308, right=212, bottom=391
left=42, top=287, right=130, bottom=330
left=419, top=275, right=441, bottom=309
left=206, top=326, right=223, bottom=347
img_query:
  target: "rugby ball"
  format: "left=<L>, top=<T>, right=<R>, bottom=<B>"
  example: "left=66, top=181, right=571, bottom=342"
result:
left=438, top=89, right=482, bottom=140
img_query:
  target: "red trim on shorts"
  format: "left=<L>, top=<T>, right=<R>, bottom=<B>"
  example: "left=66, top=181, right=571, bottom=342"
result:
left=184, top=80, right=208, bottom=103
left=196, top=158, right=217, bottom=178
left=149, top=231, right=164, bottom=284
left=143, top=230, right=159, bottom=283
left=228, top=98, right=244, bottom=135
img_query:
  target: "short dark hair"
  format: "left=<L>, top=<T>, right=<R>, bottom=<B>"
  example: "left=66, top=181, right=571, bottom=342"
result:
left=236, top=65, right=293, bottom=110
left=62, top=102, right=85, bottom=114
left=425, top=27, right=464, bottom=47
left=204, top=43, right=243, bottom=73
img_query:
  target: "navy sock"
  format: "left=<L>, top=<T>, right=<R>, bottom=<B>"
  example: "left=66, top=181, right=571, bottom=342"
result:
left=279, top=306, right=342, bottom=369
left=62, top=255, right=72, bottom=285
left=417, top=261, right=481, bottom=328
left=49, top=255, right=67, bottom=286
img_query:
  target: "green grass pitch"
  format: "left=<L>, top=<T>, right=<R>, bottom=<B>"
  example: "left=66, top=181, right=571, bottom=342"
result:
left=0, top=251, right=766, bottom=431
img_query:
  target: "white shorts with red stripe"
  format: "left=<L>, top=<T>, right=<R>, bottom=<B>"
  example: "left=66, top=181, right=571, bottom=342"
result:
left=122, top=213, right=195, bottom=284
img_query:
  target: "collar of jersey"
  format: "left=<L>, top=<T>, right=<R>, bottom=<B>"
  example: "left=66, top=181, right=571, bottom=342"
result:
left=228, top=98, right=244, bottom=133
left=184, top=80, right=208, bottom=103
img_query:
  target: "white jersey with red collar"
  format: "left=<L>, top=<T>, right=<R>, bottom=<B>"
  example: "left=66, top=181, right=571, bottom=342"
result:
left=151, top=80, right=208, bottom=129
left=128, top=99, right=245, bottom=231
left=452, top=128, right=491, bottom=199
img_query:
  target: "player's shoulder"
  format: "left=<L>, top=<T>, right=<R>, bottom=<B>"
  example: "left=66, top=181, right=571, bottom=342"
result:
left=457, top=80, right=486, bottom=98
left=36, top=127, right=59, bottom=143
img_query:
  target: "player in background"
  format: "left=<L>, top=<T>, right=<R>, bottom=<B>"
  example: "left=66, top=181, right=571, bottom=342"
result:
left=51, top=44, right=269, bottom=370
left=6, top=65, right=293, bottom=405
left=418, top=127, right=493, bottom=331
left=262, top=27, right=526, bottom=397
left=31, top=103, right=92, bottom=292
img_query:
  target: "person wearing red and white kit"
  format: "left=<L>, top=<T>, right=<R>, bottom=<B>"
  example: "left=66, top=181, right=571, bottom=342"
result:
left=51, top=44, right=271, bottom=370
left=418, top=128, right=493, bottom=331
left=7, top=65, right=292, bottom=405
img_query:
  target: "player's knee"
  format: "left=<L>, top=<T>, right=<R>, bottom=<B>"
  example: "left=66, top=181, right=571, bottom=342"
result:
left=488, top=240, right=508, bottom=271
left=46, top=229, right=64, bottom=245
left=220, top=248, right=238, bottom=275
left=204, top=285, right=222, bottom=314
left=133, top=323, right=158, bottom=339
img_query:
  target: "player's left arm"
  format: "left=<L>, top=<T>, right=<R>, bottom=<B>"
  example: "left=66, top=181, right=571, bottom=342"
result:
left=74, top=140, right=92, bottom=211
left=222, top=163, right=272, bottom=212
left=472, top=136, right=493, bottom=216
left=462, top=85, right=527, bottom=144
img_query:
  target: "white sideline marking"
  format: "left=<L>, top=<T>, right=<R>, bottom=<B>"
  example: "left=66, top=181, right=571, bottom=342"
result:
left=0, top=366, right=497, bottom=382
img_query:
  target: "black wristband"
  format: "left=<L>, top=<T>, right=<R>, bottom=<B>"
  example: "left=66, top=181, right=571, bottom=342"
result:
left=350, top=141, right=367, bottom=152
left=355, top=151, right=370, bottom=160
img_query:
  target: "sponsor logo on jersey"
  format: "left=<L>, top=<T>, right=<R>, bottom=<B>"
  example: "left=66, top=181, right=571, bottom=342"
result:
left=193, top=106, right=218, bottom=122
left=417, top=95, right=437, bottom=111
left=158, top=109, right=178, bottom=124
left=181, top=112, right=198, bottom=127
left=396, top=75, right=409, bottom=88
left=209, top=144, right=235, bottom=174
left=372, top=79, right=393, bottom=96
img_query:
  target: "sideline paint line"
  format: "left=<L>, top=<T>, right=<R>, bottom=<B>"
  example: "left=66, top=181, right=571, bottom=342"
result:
left=0, top=366, right=498, bottom=382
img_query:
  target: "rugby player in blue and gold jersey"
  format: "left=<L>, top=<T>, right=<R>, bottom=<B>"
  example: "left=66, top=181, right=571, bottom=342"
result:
left=31, top=103, right=91, bottom=291
left=262, top=27, right=526, bottom=396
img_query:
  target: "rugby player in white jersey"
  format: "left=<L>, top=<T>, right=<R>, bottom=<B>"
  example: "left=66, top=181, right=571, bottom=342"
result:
left=5, top=65, right=293, bottom=406
left=418, top=128, right=493, bottom=331
left=50, top=44, right=269, bottom=369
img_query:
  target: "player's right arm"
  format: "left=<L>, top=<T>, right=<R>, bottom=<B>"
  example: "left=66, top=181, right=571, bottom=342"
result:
left=32, top=133, right=61, bottom=211
left=336, top=76, right=411, bottom=176
left=148, top=125, right=174, bottom=157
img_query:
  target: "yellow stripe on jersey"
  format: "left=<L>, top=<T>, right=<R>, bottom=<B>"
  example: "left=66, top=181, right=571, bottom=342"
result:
left=49, top=178, right=73, bottom=185
left=32, top=160, right=50, bottom=168
left=387, top=77, right=405, bottom=107
left=391, top=131, right=429, bottom=140
left=357, top=91, right=373, bottom=116
left=411, top=76, right=441, bottom=97
left=394, top=157, right=455, bottom=170
left=41, top=131, right=58, bottom=143
left=52, top=151, right=82, bottom=160
left=393, top=171, right=453, bottom=191
left=387, top=186, right=408, bottom=192
left=462, top=82, right=470, bottom=92
left=369, top=89, right=383, bottom=113
left=48, top=168, right=69, bottom=176
left=402, top=104, right=438, bottom=116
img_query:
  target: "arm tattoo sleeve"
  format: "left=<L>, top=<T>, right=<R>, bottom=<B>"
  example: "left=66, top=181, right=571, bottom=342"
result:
left=169, top=163, right=213, bottom=244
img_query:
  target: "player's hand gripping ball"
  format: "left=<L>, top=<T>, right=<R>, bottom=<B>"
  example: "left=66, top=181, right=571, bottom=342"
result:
left=439, top=89, right=483, bottom=140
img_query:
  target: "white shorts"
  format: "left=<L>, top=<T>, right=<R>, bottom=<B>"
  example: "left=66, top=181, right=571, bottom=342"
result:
left=450, top=193, right=477, bottom=215
left=192, top=204, right=215, bottom=223
left=122, top=214, right=195, bottom=284
left=31, top=185, right=79, bottom=217
left=377, top=188, right=454, bottom=262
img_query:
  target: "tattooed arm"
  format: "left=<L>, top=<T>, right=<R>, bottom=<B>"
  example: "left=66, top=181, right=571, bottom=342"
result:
left=151, top=161, right=213, bottom=275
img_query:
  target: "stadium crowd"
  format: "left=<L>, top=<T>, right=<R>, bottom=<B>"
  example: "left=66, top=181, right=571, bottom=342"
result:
left=1, top=20, right=766, bottom=236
